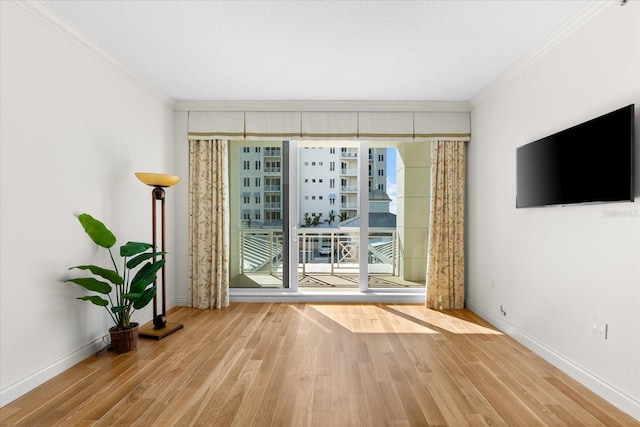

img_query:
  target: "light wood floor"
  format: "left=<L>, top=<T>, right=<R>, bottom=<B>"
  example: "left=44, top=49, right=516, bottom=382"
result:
left=1, top=304, right=637, bottom=426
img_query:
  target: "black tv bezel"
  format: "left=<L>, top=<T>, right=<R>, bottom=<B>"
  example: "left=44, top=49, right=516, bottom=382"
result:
left=516, top=104, right=635, bottom=209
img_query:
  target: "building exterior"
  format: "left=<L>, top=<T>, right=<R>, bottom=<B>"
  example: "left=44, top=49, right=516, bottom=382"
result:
left=238, top=144, right=387, bottom=227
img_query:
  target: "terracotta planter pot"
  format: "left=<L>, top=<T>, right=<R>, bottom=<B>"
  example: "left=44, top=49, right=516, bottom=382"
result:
left=109, top=323, right=139, bottom=353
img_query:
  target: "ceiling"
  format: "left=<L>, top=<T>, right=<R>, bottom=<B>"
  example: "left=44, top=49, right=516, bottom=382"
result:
left=45, top=0, right=592, bottom=102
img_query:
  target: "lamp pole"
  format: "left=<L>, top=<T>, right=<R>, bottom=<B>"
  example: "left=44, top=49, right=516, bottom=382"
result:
left=135, top=172, right=184, bottom=340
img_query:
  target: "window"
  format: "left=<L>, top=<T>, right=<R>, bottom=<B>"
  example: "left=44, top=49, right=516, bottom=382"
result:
left=378, top=154, right=384, bottom=161
left=255, top=177, right=261, bottom=186
left=243, top=177, right=250, bottom=187
left=254, top=213, right=261, bottom=220
left=305, top=196, right=309, bottom=200
left=378, top=169, right=384, bottom=176
left=330, top=147, right=335, bottom=154
left=243, top=196, right=250, bottom=203
left=312, top=196, right=316, bottom=200
left=305, top=179, right=309, bottom=183
left=243, top=161, right=250, bottom=170
left=319, top=196, right=323, bottom=200
left=312, top=179, right=316, bottom=183
left=255, top=147, right=261, bottom=153
left=330, top=161, right=335, bottom=171
left=265, top=211, right=281, bottom=221
left=330, top=179, right=335, bottom=188
left=378, top=184, right=384, bottom=191
left=243, top=147, right=250, bottom=153
left=330, top=199, right=335, bottom=205
left=319, top=179, right=323, bottom=183
left=312, top=162, right=316, bottom=166
left=255, top=160, right=261, bottom=170
left=255, top=196, right=261, bottom=203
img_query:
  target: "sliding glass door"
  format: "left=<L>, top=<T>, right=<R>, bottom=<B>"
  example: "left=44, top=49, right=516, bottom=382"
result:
left=230, top=139, right=429, bottom=291
left=229, top=141, right=286, bottom=289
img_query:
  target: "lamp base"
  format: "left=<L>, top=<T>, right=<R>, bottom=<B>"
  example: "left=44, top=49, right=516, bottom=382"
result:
left=138, top=321, right=184, bottom=340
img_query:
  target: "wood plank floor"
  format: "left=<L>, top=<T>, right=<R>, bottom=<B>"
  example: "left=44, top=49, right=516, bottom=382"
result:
left=1, top=304, right=637, bottom=426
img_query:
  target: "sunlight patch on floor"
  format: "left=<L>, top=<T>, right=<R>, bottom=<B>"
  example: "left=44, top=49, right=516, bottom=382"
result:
left=309, top=304, right=439, bottom=334
left=307, top=304, right=503, bottom=335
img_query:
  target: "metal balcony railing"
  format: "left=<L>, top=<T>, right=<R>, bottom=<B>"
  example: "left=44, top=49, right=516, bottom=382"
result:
left=264, top=149, right=282, bottom=157
left=239, top=228, right=397, bottom=276
left=340, top=203, right=358, bottom=209
left=340, top=169, right=357, bottom=175
left=340, top=185, right=358, bottom=192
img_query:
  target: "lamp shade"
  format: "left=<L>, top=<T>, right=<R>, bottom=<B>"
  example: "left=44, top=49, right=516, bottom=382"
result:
left=135, top=172, right=180, bottom=187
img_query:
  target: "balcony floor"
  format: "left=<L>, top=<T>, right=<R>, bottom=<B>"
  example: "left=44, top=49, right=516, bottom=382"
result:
left=230, top=272, right=424, bottom=289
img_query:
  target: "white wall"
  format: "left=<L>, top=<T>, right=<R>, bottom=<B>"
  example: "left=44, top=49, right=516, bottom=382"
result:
left=0, top=1, right=175, bottom=405
left=468, top=1, right=640, bottom=419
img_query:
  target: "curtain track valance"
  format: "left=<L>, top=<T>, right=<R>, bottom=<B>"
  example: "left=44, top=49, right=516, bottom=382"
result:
left=188, top=111, right=470, bottom=142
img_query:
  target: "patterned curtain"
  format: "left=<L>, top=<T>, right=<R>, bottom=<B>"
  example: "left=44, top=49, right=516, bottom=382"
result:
left=188, top=139, right=230, bottom=309
left=426, top=140, right=466, bottom=309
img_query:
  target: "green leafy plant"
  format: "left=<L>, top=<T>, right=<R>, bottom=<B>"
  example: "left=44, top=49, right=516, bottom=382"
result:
left=311, top=213, right=322, bottom=227
left=66, top=214, right=164, bottom=330
left=302, top=213, right=312, bottom=228
left=324, top=210, right=337, bottom=227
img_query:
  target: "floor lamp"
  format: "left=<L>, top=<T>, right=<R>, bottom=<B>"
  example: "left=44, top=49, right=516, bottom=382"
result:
left=135, top=172, right=184, bottom=340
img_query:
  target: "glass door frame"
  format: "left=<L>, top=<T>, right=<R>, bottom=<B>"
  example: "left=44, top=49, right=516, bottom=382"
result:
left=288, top=140, right=371, bottom=292
left=230, top=139, right=426, bottom=300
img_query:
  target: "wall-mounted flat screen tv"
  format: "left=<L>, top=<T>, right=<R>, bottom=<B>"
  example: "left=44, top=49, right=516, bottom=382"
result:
left=516, top=104, right=635, bottom=208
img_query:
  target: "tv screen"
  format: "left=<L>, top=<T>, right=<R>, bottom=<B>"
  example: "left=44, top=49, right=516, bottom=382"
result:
left=516, top=104, right=635, bottom=208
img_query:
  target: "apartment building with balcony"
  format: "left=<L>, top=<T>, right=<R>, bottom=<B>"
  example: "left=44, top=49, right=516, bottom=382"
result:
left=239, top=145, right=387, bottom=227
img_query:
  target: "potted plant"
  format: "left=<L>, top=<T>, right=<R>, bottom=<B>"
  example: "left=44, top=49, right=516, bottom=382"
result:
left=65, top=213, right=164, bottom=353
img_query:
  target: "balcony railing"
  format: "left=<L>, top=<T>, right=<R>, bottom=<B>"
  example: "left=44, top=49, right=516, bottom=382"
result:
left=264, top=185, right=281, bottom=192
left=340, top=151, right=357, bottom=158
left=340, top=169, right=357, bottom=175
left=340, top=185, right=358, bottom=192
left=340, top=203, right=357, bottom=210
left=239, top=228, right=398, bottom=276
left=264, top=167, right=281, bottom=174
left=264, top=149, right=282, bottom=157
left=264, top=202, right=281, bottom=209
left=240, top=229, right=284, bottom=275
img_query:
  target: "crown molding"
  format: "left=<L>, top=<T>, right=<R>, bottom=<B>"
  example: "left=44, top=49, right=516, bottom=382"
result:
left=15, top=0, right=174, bottom=106
left=173, top=100, right=471, bottom=113
left=470, top=0, right=611, bottom=108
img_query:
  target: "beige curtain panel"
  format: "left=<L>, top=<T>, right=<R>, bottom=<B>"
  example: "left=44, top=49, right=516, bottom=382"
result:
left=188, top=139, right=230, bottom=309
left=426, top=140, right=466, bottom=310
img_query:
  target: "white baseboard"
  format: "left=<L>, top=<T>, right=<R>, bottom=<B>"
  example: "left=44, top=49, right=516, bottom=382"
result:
left=465, top=299, right=640, bottom=421
left=0, top=335, right=106, bottom=406
left=0, top=306, right=153, bottom=407
left=172, top=297, right=189, bottom=307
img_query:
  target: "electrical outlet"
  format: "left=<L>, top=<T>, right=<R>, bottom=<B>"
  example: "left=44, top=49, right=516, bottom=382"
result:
left=599, top=322, right=608, bottom=339
left=592, top=318, right=608, bottom=339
